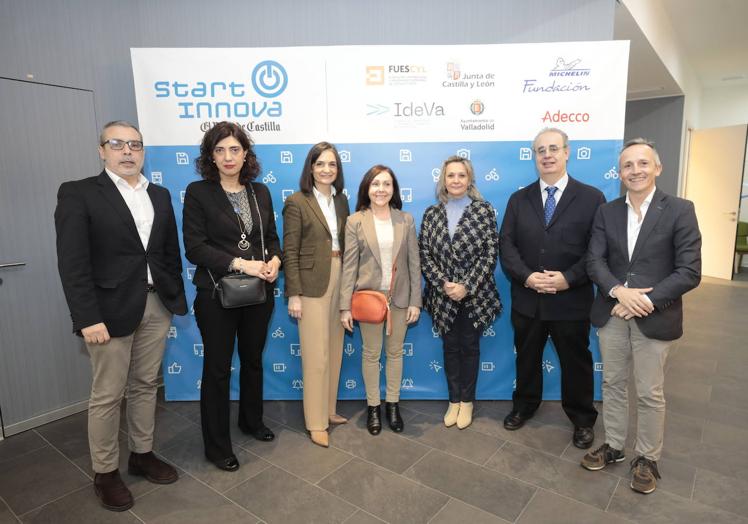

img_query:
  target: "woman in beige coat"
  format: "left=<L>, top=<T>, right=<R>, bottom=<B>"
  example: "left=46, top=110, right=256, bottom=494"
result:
left=340, top=165, right=421, bottom=435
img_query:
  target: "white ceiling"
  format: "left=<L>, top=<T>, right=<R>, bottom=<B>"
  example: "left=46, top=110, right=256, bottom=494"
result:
left=615, top=0, right=748, bottom=100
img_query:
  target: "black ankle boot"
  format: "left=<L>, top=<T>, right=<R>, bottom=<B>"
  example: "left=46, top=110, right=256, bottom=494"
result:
left=367, top=405, right=382, bottom=435
left=385, top=402, right=404, bottom=432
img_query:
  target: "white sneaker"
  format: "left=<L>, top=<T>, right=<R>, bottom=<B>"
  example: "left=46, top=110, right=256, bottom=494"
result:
left=444, top=402, right=460, bottom=427
left=456, top=402, right=473, bottom=429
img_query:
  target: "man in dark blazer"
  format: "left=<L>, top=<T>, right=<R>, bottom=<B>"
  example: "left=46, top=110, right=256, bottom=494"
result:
left=499, top=127, right=605, bottom=449
left=581, top=138, right=701, bottom=495
left=55, top=121, right=187, bottom=511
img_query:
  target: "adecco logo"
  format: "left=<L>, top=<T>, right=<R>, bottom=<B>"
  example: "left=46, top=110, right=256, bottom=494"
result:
left=542, top=110, right=590, bottom=123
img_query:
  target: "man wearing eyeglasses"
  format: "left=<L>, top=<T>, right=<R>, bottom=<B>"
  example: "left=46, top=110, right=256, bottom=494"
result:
left=499, top=127, right=605, bottom=450
left=55, top=121, right=187, bottom=511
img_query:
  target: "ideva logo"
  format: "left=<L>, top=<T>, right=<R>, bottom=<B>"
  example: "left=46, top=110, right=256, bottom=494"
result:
left=153, top=60, right=288, bottom=119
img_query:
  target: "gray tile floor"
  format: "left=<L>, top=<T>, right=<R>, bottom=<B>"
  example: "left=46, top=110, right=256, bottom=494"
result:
left=1, top=278, right=748, bottom=523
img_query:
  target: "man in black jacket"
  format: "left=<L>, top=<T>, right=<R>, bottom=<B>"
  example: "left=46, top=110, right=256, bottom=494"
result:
left=55, top=121, right=187, bottom=511
left=581, top=138, right=701, bottom=494
left=499, top=127, right=605, bottom=449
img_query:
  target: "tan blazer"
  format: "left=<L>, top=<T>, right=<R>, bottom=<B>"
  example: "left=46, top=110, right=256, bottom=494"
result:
left=282, top=190, right=349, bottom=297
left=339, top=208, right=422, bottom=310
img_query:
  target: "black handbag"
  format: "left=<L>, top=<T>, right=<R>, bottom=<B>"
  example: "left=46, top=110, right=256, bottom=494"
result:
left=212, top=272, right=266, bottom=308
left=208, top=185, right=267, bottom=308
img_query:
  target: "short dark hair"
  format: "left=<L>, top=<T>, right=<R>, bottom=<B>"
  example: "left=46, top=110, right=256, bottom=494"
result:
left=355, top=165, right=403, bottom=212
left=195, top=121, right=261, bottom=184
left=299, top=142, right=345, bottom=194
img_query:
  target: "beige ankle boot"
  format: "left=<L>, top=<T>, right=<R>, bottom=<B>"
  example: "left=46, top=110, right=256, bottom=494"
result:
left=444, top=402, right=460, bottom=427
left=456, top=402, right=473, bottom=429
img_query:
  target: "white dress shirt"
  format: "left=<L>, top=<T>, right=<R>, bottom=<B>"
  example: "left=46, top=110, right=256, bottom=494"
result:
left=106, top=169, right=154, bottom=284
left=610, top=187, right=657, bottom=302
left=539, top=173, right=569, bottom=205
left=625, top=187, right=656, bottom=260
left=313, top=185, right=341, bottom=251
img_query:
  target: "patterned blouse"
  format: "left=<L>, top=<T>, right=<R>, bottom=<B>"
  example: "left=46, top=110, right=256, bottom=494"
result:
left=224, top=188, right=254, bottom=236
left=419, top=199, right=502, bottom=335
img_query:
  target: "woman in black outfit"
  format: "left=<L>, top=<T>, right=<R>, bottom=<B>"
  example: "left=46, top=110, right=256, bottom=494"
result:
left=183, top=122, right=281, bottom=471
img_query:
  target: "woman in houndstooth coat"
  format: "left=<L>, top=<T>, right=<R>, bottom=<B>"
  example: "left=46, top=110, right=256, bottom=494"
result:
left=419, top=155, right=502, bottom=430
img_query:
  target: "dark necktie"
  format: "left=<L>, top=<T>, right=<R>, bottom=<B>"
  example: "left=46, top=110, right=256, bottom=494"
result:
left=544, top=186, right=558, bottom=226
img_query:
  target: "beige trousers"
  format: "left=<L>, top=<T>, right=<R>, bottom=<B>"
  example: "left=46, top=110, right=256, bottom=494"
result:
left=298, top=258, right=344, bottom=431
left=598, top=316, right=673, bottom=461
left=360, top=305, right=408, bottom=406
left=86, top=293, right=172, bottom=473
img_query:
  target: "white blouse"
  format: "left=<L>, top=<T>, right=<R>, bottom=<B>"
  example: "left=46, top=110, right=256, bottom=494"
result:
left=374, top=215, right=394, bottom=291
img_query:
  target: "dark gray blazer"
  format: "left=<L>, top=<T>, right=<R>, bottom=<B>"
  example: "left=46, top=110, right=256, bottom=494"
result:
left=587, top=189, right=702, bottom=340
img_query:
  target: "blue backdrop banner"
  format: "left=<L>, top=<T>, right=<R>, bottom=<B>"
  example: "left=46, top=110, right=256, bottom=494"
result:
left=131, top=43, right=629, bottom=401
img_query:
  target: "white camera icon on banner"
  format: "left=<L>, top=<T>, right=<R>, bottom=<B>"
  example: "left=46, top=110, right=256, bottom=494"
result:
left=456, top=148, right=471, bottom=160
left=577, top=147, right=591, bottom=160
left=339, top=150, right=351, bottom=163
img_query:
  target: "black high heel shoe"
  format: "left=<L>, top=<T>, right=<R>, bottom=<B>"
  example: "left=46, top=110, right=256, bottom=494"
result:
left=210, top=455, right=239, bottom=472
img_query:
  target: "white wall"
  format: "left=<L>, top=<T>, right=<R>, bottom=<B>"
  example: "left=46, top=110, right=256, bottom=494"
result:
left=700, top=85, right=748, bottom=130
left=622, top=0, right=703, bottom=195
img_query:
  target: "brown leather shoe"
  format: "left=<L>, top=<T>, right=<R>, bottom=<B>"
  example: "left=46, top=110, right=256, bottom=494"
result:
left=128, top=451, right=178, bottom=484
left=94, top=469, right=133, bottom=512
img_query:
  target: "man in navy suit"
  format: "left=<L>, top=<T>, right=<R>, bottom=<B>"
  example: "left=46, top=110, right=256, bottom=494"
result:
left=55, top=121, right=187, bottom=511
left=581, top=138, right=701, bottom=494
left=500, top=127, right=605, bottom=449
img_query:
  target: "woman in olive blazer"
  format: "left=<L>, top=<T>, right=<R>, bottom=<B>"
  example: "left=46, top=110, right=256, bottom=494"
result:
left=282, top=142, right=349, bottom=448
left=339, top=165, right=421, bottom=435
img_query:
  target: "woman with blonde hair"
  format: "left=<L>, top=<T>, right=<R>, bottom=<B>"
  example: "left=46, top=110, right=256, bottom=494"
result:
left=419, top=155, right=501, bottom=429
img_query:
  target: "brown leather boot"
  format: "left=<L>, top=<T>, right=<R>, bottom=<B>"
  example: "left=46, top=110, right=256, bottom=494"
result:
left=128, top=451, right=178, bottom=484
left=93, top=469, right=133, bottom=512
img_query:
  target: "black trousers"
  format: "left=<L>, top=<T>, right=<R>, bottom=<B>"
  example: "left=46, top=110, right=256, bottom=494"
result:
left=510, top=309, right=597, bottom=427
left=442, top=305, right=482, bottom=403
left=194, top=288, right=274, bottom=461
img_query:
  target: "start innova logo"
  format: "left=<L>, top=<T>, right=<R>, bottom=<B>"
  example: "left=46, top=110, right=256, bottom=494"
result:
left=153, top=60, right=289, bottom=119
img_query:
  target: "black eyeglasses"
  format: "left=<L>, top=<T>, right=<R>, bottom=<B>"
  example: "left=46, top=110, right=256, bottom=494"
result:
left=101, top=139, right=144, bottom=151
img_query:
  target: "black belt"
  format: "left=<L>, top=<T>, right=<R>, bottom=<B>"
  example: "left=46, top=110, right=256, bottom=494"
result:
left=146, top=284, right=157, bottom=293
